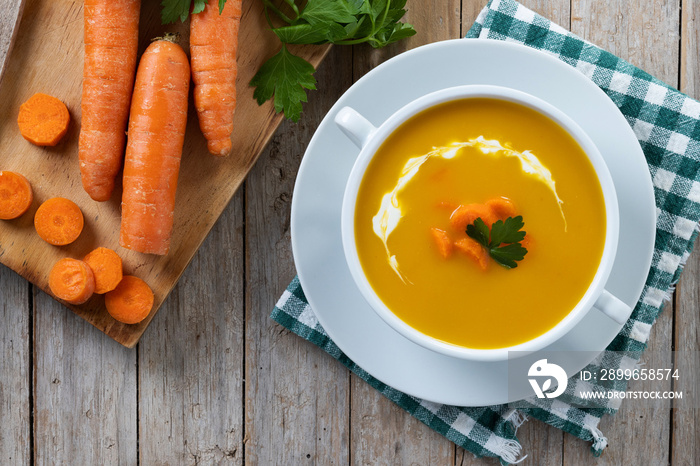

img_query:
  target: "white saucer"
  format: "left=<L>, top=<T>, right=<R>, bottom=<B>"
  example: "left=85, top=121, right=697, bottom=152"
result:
left=290, top=39, right=655, bottom=406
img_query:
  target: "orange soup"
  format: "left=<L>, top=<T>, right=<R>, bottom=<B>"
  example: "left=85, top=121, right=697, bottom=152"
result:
left=354, top=98, right=606, bottom=349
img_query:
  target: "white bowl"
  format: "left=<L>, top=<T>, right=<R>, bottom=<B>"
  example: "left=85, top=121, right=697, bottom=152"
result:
left=335, top=84, right=632, bottom=362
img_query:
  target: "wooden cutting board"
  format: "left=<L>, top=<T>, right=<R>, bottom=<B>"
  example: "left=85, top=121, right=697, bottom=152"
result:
left=0, top=0, right=329, bottom=348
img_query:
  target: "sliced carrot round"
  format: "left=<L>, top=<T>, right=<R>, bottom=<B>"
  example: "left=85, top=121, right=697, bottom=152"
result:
left=454, top=237, right=489, bottom=271
left=0, top=171, right=33, bottom=219
left=429, top=227, right=453, bottom=259
left=105, top=275, right=154, bottom=325
left=48, top=258, right=95, bottom=305
left=17, top=93, right=70, bottom=146
left=83, top=247, right=123, bottom=294
left=34, top=197, right=84, bottom=245
left=450, top=203, right=497, bottom=233
left=486, top=197, right=517, bottom=220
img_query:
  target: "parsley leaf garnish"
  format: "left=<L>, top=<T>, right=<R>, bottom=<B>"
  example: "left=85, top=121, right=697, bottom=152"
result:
left=466, top=217, right=490, bottom=246
left=466, top=216, right=528, bottom=269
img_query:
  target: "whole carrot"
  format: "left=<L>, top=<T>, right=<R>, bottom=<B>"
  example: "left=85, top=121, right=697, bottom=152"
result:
left=120, top=39, right=190, bottom=255
left=190, top=0, right=242, bottom=156
left=79, top=0, right=140, bottom=201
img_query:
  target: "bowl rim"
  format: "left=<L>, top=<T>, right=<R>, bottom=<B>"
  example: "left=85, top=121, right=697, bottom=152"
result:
left=339, top=84, right=621, bottom=362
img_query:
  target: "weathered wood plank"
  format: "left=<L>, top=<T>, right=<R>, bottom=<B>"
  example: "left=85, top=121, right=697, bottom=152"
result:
left=565, top=1, right=679, bottom=463
left=137, top=191, right=245, bottom=465
left=243, top=46, right=352, bottom=465
left=562, top=315, right=674, bottom=465
left=461, top=0, right=485, bottom=37
left=350, top=374, right=455, bottom=465
left=33, top=289, right=137, bottom=464
left=0, top=267, right=30, bottom=465
left=673, top=237, right=700, bottom=466
left=572, top=0, right=680, bottom=87
left=348, top=3, right=460, bottom=465
left=674, top=5, right=700, bottom=453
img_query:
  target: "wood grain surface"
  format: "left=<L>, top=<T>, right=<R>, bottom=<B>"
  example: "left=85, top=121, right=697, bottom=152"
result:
left=0, top=0, right=329, bottom=348
left=1, top=0, right=698, bottom=464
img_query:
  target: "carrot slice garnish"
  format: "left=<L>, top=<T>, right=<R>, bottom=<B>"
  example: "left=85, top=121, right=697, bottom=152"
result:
left=454, top=237, right=489, bottom=271
left=450, top=203, right=497, bottom=233
left=486, top=197, right=517, bottom=220
left=430, top=227, right=453, bottom=259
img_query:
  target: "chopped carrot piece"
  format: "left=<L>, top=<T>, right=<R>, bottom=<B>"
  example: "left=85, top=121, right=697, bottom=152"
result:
left=486, top=197, right=517, bottom=220
left=430, top=227, right=453, bottom=259
left=450, top=203, right=497, bottom=233
left=34, top=197, right=84, bottom=246
left=0, top=171, right=33, bottom=219
left=105, top=275, right=154, bottom=324
left=48, top=258, right=95, bottom=305
left=83, top=247, right=123, bottom=294
left=454, top=237, right=489, bottom=270
left=17, top=93, right=70, bottom=146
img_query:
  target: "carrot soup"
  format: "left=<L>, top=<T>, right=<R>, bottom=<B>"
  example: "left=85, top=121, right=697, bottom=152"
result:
left=353, top=98, right=606, bottom=349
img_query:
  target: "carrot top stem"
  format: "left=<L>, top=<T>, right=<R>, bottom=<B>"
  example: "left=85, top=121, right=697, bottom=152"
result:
left=152, top=32, right=180, bottom=43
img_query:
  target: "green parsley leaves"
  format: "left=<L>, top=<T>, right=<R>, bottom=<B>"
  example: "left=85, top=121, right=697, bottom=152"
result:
left=251, top=0, right=416, bottom=121
left=161, top=0, right=224, bottom=24
left=250, top=45, right=317, bottom=121
left=466, top=216, right=528, bottom=269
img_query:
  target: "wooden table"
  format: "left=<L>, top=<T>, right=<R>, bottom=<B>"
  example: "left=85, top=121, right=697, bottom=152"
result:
left=1, top=0, right=698, bottom=464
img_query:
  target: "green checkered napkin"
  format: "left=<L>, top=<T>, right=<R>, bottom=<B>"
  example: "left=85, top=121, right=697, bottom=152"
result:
left=272, top=0, right=700, bottom=462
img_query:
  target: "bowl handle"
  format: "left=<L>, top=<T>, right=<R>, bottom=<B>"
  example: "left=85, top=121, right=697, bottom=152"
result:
left=595, top=289, right=633, bottom=325
left=334, top=107, right=377, bottom=149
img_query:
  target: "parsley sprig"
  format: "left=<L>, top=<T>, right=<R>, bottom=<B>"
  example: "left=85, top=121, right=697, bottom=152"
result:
left=466, top=216, right=528, bottom=269
left=252, top=0, right=417, bottom=121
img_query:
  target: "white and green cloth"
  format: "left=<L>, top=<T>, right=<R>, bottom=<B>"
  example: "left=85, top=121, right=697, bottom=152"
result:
left=272, top=0, right=700, bottom=462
